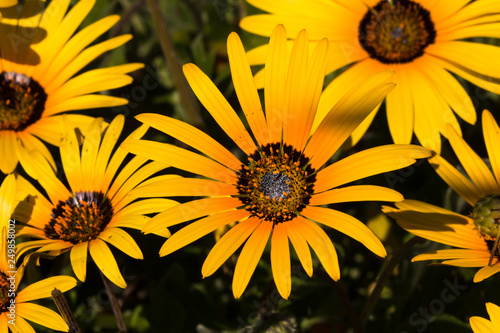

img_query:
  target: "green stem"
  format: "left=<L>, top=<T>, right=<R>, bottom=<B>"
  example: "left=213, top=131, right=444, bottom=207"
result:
left=146, top=0, right=204, bottom=129
left=100, top=272, right=128, bottom=333
left=51, top=287, right=81, bottom=333
left=359, top=236, right=422, bottom=331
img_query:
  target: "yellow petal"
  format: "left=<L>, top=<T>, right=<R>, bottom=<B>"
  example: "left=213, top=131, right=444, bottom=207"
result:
left=440, top=258, right=490, bottom=267
left=227, top=32, right=268, bottom=146
left=33, top=0, right=93, bottom=80
left=470, top=316, right=496, bottom=333
left=16, top=276, right=76, bottom=303
left=383, top=201, right=486, bottom=250
left=45, top=95, right=128, bottom=115
left=159, top=209, right=249, bottom=257
left=483, top=110, right=500, bottom=187
left=92, top=115, right=125, bottom=190
left=27, top=114, right=95, bottom=146
left=16, top=240, right=53, bottom=260
left=143, top=197, right=241, bottom=234
left=431, top=0, right=473, bottom=27
left=315, top=144, right=431, bottom=193
left=232, top=221, right=273, bottom=299
left=429, top=55, right=500, bottom=95
left=130, top=177, right=238, bottom=199
left=80, top=118, right=104, bottom=191
left=70, top=242, right=88, bottom=282
left=49, top=74, right=132, bottom=106
left=183, top=63, right=256, bottom=155
left=202, top=217, right=261, bottom=278
left=0, top=131, right=19, bottom=174
left=0, top=0, right=17, bottom=7
left=106, top=156, right=148, bottom=201
left=114, top=198, right=178, bottom=219
left=486, top=302, right=500, bottom=330
left=421, top=57, right=476, bottom=125
left=427, top=41, right=500, bottom=78
left=412, top=249, right=489, bottom=261
left=244, top=0, right=357, bottom=22
left=297, top=216, right=340, bottom=281
left=282, top=29, right=308, bottom=149
left=60, top=118, right=83, bottom=192
left=102, top=124, right=149, bottom=191
left=385, top=65, right=415, bottom=145
left=37, top=240, right=73, bottom=253
left=106, top=214, right=150, bottom=231
left=16, top=303, right=68, bottom=332
left=270, top=222, right=292, bottom=299
left=17, top=147, right=71, bottom=204
left=42, top=14, right=122, bottom=89
left=240, top=9, right=358, bottom=40
left=310, top=185, right=403, bottom=206
left=17, top=132, right=57, bottom=172
left=46, top=35, right=133, bottom=93
left=285, top=219, right=313, bottom=277
left=0, top=313, right=8, bottom=333
left=89, top=239, right=126, bottom=288
left=123, top=139, right=236, bottom=184
left=0, top=174, right=15, bottom=228
left=99, top=227, right=143, bottom=260
left=312, top=59, right=381, bottom=136
left=7, top=314, right=36, bottom=333
left=411, top=59, right=459, bottom=154
left=302, top=206, right=386, bottom=257
left=264, top=24, right=287, bottom=144
left=446, top=123, right=500, bottom=195
left=135, top=113, right=241, bottom=171
left=305, top=71, right=396, bottom=168
left=439, top=21, right=500, bottom=41
left=428, top=153, right=482, bottom=206
left=111, top=162, right=168, bottom=213
left=289, top=35, right=329, bottom=151
left=474, top=265, right=500, bottom=283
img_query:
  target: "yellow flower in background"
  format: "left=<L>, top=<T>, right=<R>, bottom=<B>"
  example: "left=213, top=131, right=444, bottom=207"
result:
left=0, top=0, right=143, bottom=174
left=124, top=25, right=431, bottom=299
left=470, top=303, right=500, bottom=333
left=0, top=174, right=77, bottom=332
left=13, top=115, right=176, bottom=288
left=240, top=0, right=500, bottom=153
left=383, top=110, right=500, bottom=283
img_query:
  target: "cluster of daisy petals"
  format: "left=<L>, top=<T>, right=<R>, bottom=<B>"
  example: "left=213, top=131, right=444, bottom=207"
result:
left=1, top=0, right=500, bottom=331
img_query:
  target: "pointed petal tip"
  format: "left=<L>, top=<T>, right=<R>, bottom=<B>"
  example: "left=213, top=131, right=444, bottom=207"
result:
left=182, top=63, right=197, bottom=74
left=270, top=23, right=286, bottom=37
left=228, top=31, right=240, bottom=41
left=473, top=271, right=485, bottom=283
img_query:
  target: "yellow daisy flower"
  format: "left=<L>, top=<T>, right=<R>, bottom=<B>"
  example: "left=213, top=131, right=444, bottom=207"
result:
left=240, top=0, right=500, bottom=153
left=383, top=109, right=500, bottom=283
left=470, top=303, right=500, bottom=333
left=12, top=115, right=177, bottom=288
left=0, top=174, right=77, bottom=333
left=124, top=25, right=431, bottom=299
left=0, top=0, right=143, bottom=174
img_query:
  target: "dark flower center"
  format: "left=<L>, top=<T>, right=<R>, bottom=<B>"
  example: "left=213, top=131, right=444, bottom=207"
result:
left=0, top=273, right=14, bottom=313
left=358, top=0, right=436, bottom=64
left=0, top=71, right=47, bottom=131
left=45, top=191, right=113, bottom=244
left=472, top=193, right=500, bottom=240
left=236, top=143, right=315, bottom=224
